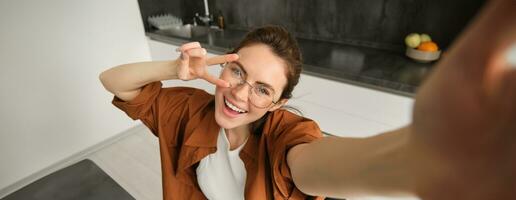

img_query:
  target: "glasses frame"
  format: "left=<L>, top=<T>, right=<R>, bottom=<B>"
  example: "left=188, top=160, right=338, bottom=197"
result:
left=220, top=62, right=279, bottom=109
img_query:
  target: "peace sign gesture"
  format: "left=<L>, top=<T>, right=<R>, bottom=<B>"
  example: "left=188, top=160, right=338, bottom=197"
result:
left=175, top=42, right=239, bottom=87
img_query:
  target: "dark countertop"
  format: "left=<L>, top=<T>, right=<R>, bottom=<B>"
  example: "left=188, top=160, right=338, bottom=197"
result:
left=147, top=28, right=436, bottom=97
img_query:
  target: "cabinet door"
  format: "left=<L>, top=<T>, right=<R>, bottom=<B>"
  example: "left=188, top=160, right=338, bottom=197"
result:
left=290, top=74, right=414, bottom=137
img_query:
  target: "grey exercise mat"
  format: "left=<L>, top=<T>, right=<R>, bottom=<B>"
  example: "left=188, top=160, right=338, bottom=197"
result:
left=2, top=159, right=135, bottom=200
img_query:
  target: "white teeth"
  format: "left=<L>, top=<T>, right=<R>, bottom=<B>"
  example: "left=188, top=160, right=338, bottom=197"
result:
left=224, top=98, right=247, bottom=113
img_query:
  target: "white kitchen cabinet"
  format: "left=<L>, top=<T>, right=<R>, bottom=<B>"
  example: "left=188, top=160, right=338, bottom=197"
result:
left=147, top=38, right=414, bottom=138
left=293, top=74, right=414, bottom=137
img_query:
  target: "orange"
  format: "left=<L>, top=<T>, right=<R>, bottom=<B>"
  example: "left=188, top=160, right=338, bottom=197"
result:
left=417, top=41, right=439, bottom=51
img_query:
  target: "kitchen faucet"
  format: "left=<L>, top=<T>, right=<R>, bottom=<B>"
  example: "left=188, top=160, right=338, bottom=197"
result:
left=197, top=0, right=212, bottom=25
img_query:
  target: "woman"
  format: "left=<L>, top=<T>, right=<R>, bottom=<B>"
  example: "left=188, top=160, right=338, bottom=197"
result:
left=100, top=0, right=516, bottom=199
left=101, top=26, right=324, bottom=199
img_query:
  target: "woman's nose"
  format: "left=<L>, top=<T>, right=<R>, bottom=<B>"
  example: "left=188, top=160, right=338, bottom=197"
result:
left=231, top=83, right=249, bottom=102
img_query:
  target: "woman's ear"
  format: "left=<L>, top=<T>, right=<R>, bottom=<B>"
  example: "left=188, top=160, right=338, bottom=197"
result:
left=268, top=99, right=288, bottom=112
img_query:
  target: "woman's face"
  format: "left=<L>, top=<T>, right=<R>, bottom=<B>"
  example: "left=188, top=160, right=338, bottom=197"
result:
left=214, top=43, right=288, bottom=130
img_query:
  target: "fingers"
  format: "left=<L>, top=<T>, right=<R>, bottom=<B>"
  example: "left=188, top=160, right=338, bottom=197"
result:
left=438, top=0, right=516, bottom=81
left=177, top=42, right=239, bottom=65
left=202, top=73, right=230, bottom=88
left=176, top=42, right=204, bottom=61
left=489, top=67, right=516, bottom=123
left=176, top=42, right=207, bottom=80
left=185, top=48, right=207, bottom=58
left=483, top=43, right=516, bottom=98
left=176, top=43, right=197, bottom=80
left=206, top=54, right=240, bottom=66
left=176, top=42, right=201, bottom=52
left=507, top=44, right=516, bottom=69
left=175, top=41, right=235, bottom=85
left=177, top=56, right=190, bottom=80
left=483, top=43, right=516, bottom=123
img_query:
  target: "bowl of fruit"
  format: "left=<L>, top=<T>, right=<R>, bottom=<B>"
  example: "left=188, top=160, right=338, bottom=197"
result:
left=405, top=33, right=441, bottom=63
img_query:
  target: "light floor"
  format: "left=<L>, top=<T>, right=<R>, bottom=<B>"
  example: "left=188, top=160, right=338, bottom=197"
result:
left=87, top=125, right=163, bottom=200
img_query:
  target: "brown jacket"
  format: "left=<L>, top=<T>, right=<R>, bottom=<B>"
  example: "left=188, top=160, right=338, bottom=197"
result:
left=112, top=81, right=324, bottom=200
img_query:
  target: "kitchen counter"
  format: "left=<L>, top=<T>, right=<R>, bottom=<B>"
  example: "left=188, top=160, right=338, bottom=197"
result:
left=147, top=28, right=435, bottom=97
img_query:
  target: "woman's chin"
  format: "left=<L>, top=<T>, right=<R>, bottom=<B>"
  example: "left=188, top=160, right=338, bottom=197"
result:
left=215, top=98, right=245, bottom=129
left=214, top=110, right=237, bottom=129
left=213, top=93, right=257, bottom=130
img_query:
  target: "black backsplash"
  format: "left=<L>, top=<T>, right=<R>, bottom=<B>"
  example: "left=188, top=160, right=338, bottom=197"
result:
left=138, top=0, right=485, bottom=51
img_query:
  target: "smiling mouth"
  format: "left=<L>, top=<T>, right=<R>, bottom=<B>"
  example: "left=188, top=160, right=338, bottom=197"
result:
left=224, top=97, right=248, bottom=114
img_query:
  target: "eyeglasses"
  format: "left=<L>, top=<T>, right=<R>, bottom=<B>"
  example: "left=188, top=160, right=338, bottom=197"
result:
left=220, top=62, right=278, bottom=108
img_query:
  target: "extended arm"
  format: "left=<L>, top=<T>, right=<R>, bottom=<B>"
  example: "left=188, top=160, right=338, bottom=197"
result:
left=99, top=42, right=238, bottom=101
left=287, top=126, right=436, bottom=198
left=99, top=59, right=179, bottom=101
left=288, top=0, right=516, bottom=199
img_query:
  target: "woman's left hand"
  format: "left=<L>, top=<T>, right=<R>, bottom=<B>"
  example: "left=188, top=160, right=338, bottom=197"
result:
left=410, top=0, right=516, bottom=198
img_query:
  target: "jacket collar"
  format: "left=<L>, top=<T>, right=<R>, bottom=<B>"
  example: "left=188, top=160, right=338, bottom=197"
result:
left=184, top=106, right=219, bottom=148
left=184, top=105, right=259, bottom=162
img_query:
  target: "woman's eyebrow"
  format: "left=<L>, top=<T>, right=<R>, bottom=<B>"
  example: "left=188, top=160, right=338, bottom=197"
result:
left=233, top=61, right=248, bottom=76
left=233, top=61, right=276, bottom=92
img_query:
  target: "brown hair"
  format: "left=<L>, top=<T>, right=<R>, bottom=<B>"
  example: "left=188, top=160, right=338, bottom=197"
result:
left=228, top=25, right=303, bottom=133
left=229, top=25, right=302, bottom=100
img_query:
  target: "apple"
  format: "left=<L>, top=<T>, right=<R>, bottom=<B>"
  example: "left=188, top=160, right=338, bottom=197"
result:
left=405, top=33, right=421, bottom=48
left=420, top=33, right=432, bottom=42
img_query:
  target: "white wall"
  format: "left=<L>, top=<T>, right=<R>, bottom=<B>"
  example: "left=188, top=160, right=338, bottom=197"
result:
left=0, top=0, right=150, bottom=191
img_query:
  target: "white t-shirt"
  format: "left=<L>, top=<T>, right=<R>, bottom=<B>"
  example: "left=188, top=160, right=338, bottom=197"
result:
left=196, top=128, right=248, bottom=200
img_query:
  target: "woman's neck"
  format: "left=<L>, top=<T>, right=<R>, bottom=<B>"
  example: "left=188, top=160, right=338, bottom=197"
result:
left=224, top=125, right=250, bottom=150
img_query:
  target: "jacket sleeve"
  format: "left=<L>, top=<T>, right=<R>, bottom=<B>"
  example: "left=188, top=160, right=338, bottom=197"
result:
left=111, top=81, right=197, bottom=138
left=266, top=111, right=324, bottom=199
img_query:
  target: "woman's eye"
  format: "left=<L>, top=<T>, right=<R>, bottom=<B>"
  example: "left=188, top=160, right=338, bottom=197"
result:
left=257, top=87, right=271, bottom=96
left=231, top=68, right=242, bottom=77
